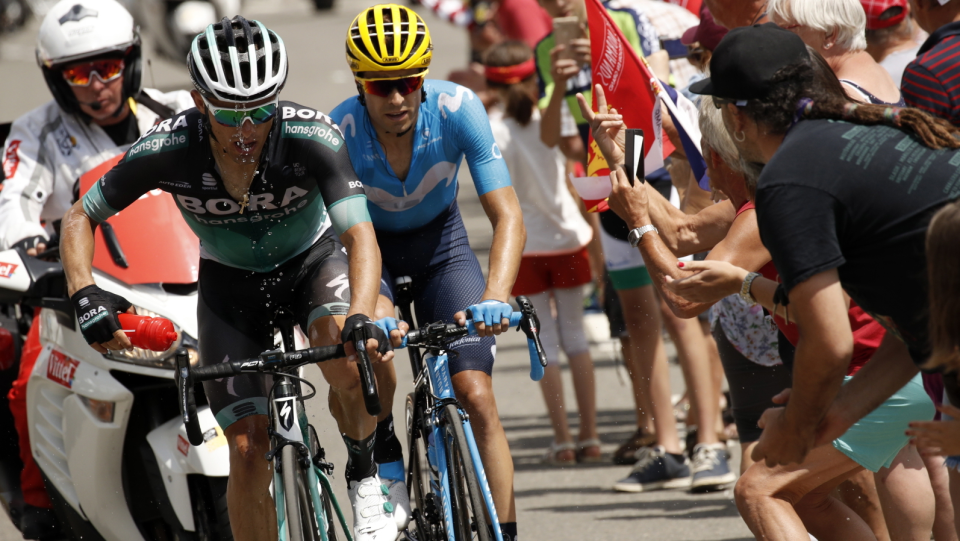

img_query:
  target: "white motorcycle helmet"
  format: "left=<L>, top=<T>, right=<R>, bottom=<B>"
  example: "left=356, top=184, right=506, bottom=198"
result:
left=36, top=0, right=142, bottom=116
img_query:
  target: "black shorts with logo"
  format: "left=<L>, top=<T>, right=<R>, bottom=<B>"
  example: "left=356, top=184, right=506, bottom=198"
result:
left=197, top=231, right=386, bottom=430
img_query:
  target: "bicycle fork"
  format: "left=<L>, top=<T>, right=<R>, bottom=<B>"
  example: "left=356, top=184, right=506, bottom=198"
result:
left=424, top=352, right=504, bottom=541
left=271, top=378, right=332, bottom=541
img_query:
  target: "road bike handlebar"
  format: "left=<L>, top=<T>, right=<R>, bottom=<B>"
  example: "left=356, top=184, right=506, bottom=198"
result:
left=175, top=325, right=380, bottom=446
left=401, top=295, right=548, bottom=381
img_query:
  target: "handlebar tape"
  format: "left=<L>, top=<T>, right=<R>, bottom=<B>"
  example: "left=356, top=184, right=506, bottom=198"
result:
left=191, top=360, right=242, bottom=381
left=350, top=324, right=382, bottom=417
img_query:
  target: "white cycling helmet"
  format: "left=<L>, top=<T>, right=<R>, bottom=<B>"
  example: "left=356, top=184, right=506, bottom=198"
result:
left=36, top=0, right=141, bottom=115
left=187, top=16, right=288, bottom=103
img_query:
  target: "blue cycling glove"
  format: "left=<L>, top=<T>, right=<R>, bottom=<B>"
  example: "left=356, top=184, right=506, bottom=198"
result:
left=465, top=300, right=513, bottom=328
left=374, top=317, right=407, bottom=348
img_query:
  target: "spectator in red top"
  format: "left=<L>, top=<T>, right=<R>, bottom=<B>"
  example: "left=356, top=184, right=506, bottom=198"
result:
left=901, top=0, right=960, bottom=124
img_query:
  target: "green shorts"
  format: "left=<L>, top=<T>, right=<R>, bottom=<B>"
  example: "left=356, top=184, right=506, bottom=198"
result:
left=833, top=373, right=934, bottom=472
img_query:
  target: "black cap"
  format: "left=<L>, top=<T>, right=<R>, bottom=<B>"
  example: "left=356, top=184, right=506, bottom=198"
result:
left=689, top=23, right=809, bottom=101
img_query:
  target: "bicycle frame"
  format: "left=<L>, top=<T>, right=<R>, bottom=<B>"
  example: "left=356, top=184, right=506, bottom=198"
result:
left=423, top=351, right=503, bottom=541
left=395, top=278, right=504, bottom=541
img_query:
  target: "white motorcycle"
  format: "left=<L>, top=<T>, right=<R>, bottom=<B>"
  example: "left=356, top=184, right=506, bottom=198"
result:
left=0, top=157, right=232, bottom=541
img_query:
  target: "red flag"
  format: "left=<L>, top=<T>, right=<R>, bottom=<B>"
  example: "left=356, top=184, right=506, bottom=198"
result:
left=584, top=0, right=671, bottom=186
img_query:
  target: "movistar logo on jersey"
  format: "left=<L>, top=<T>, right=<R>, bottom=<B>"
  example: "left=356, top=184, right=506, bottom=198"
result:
left=282, top=121, right=343, bottom=152
left=127, top=132, right=189, bottom=161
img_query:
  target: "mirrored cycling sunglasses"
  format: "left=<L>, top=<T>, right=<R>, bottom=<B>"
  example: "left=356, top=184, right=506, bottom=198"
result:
left=358, top=74, right=425, bottom=98
left=201, top=96, right=280, bottom=127
left=61, top=59, right=125, bottom=87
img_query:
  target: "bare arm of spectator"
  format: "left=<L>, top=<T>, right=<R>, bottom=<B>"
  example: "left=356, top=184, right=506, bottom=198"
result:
left=607, top=166, right=767, bottom=318
left=540, top=43, right=582, bottom=148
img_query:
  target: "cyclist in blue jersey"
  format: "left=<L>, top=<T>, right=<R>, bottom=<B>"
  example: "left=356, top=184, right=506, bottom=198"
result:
left=330, top=5, right=526, bottom=539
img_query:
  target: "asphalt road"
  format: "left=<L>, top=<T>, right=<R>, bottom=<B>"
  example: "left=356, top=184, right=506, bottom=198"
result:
left=0, top=1, right=753, bottom=539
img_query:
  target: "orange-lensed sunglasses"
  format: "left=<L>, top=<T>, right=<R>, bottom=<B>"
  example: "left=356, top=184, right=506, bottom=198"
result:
left=61, top=59, right=125, bottom=87
left=358, top=74, right=425, bottom=98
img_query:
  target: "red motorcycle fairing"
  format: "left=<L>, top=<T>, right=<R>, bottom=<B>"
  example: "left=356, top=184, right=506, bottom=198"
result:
left=79, top=155, right=199, bottom=285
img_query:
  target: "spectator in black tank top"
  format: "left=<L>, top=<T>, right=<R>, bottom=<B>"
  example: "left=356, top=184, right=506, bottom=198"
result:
left=680, top=23, right=960, bottom=470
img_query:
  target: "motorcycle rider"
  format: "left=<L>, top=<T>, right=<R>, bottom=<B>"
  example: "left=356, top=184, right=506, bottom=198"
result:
left=331, top=5, right=526, bottom=539
left=60, top=16, right=398, bottom=541
left=0, top=0, right=192, bottom=536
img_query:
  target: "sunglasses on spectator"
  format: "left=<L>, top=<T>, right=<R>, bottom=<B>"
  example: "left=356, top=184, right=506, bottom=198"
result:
left=201, top=95, right=280, bottom=127
left=61, top=59, right=125, bottom=86
left=713, top=97, right=749, bottom=109
left=356, top=74, right=426, bottom=98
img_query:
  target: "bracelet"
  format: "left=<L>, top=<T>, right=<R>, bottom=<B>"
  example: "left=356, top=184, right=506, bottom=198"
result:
left=740, top=272, right=760, bottom=306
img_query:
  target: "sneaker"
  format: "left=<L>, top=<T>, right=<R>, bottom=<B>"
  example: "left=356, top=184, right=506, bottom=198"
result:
left=690, top=443, right=736, bottom=492
left=613, top=446, right=691, bottom=493
left=383, top=478, right=411, bottom=530
left=347, top=474, right=400, bottom=541
left=612, top=427, right=658, bottom=465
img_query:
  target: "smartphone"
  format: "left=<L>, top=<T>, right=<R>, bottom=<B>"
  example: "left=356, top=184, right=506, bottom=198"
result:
left=624, top=129, right=645, bottom=186
left=553, top=17, right=581, bottom=61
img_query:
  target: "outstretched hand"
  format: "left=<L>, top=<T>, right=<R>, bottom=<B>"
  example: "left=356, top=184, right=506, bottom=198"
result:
left=576, top=84, right=626, bottom=165
left=907, top=404, right=960, bottom=457
left=607, top=166, right=650, bottom=229
left=663, top=260, right=748, bottom=305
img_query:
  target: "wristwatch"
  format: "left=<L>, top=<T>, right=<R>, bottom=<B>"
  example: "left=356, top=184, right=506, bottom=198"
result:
left=627, top=225, right=658, bottom=247
left=740, top=272, right=760, bottom=306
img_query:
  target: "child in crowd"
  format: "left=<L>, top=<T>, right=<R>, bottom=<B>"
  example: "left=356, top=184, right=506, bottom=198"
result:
left=484, top=40, right=601, bottom=464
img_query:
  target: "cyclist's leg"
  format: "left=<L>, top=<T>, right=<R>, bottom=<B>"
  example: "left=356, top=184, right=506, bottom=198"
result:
left=412, top=241, right=517, bottom=528
left=197, top=265, right=277, bottom=541
left=370, top=268, right=404, bottom=479
left=293, top=236, right=398, bottom=537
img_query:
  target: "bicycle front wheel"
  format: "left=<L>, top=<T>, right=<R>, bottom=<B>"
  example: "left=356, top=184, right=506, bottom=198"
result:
left=442, top=404, right=494, bottom=541
left=282, top=445, right=307, bottom=541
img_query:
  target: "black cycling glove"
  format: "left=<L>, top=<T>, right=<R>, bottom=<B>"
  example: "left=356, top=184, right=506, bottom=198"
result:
left=341, top=313, right=391, bottom=356
left=71, top=284, right=132, bottom=345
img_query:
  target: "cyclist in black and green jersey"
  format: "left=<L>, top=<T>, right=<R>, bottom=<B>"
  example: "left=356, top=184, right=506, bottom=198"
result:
left=59, top=17, right=399, bottom=541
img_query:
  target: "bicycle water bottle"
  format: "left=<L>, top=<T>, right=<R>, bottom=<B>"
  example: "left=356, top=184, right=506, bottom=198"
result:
left=118, top=314, right=178, bottom=351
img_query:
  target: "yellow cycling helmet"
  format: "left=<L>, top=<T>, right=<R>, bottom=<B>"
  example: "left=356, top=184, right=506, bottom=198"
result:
left=346, top=4, right=432, bottom=75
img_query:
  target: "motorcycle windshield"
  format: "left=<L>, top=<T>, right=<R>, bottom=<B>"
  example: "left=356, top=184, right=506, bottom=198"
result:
left=79, top=155, right=200, bottom=285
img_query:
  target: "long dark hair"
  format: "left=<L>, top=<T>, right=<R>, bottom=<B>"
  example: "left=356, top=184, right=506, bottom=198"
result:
left=927, top=200, right=960, bottom=371
left=483, top=41, right=536, bottom=126
left=741, top=57, right=960, bottom=149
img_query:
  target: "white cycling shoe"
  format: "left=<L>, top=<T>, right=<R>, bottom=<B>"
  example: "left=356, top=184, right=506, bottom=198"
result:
left=347, top=474, right=400, bottom=541
left=383, top=478, right=411, bottom=530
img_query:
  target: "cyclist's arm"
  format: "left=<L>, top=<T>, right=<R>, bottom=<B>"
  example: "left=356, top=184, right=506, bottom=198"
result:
left=0, top=120, right=55, bottom=251
left=62, top=152, right=159, bottom=295
left=479, top=187, right=525, bottom=302
left=453, top=88, right=525, bottom=301
left=313, top=132, right=380, bottom=319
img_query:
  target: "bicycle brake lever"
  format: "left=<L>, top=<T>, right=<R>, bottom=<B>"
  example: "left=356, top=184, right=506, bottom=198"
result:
left=350, top=323, right=382, bottom=417
left=175, top=349, right=204, bottom=446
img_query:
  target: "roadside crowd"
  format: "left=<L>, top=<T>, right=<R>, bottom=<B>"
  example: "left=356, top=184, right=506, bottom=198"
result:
left=445, top=0, right=960, bottom=539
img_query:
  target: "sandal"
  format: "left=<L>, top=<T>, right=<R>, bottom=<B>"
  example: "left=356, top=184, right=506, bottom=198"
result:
left=542, top=442, right=577, bottom=465
left=576, top=438, right=603, bottom=463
